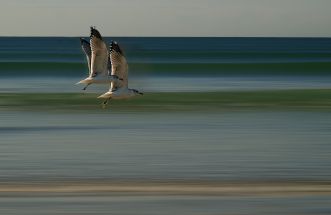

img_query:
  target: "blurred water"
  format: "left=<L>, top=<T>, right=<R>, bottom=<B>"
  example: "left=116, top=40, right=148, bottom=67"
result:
left=2, top=76, right=331, bottom=93
left=1, top=110, right=330, bottom=182
left=1, top=195, right=330, bottom=215
left=1, top=110, right=331, bottom=214
left=1, top=37, right=331, bottom=214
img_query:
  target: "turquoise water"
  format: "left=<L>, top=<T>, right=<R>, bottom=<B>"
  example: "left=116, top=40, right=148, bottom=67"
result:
left=1, top=37, right=331, bottom=214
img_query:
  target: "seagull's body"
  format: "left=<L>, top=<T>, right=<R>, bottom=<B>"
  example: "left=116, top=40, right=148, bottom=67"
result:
left=77, top=27, right=120, bottom=90
left=98, top=41, right=143, bottom=104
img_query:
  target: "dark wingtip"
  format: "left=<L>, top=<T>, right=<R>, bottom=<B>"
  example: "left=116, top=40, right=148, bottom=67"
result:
left=90, top=26, right=102, bottom=40
left=110, top=40, right=123, bottom=55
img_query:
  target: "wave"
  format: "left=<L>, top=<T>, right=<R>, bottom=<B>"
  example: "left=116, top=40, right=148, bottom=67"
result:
left=1, top=90, right=331, bottom=112
left=1, top=61, right=331, bottom=77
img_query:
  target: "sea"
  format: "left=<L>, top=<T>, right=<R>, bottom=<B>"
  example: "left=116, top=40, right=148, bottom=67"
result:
left=0, top=37, right=331, bottom=214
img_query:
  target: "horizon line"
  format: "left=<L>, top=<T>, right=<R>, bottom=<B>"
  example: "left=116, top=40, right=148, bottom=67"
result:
left=0, top=35, right=331, bottom=39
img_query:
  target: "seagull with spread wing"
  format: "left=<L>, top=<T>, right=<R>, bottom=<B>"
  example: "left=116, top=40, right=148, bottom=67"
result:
left=77, top=27, right=121, bottom=90
left=98, top=41, right=143, bottom=105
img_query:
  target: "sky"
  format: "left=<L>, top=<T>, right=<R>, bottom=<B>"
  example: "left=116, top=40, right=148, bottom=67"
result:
left=0, top=0, right=330, bottom=37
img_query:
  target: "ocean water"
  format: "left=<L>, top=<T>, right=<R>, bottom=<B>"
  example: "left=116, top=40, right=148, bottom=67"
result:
left=0, top=37, right=331, bottom=214
left=1, top=110, right=331, bottom=182
left=0, top=37, right=331, bottom=92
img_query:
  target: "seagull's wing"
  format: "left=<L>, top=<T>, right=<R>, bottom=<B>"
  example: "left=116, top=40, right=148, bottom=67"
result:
left=89, top=27, right=109, bottom=78
left=107, top=56, right=112, bottom=76
left=109, top=41, right=128, bottom=90
left=80, top=38, right=91, bottom=76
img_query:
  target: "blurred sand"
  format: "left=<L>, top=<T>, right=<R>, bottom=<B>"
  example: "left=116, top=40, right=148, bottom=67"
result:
left=1, top=181, right=330, bottom=196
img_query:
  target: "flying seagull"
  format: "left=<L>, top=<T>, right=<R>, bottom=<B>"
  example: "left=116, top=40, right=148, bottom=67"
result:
left=76, top=27, right=121, bottom=90
left=98, top=41, right=143, bottom=105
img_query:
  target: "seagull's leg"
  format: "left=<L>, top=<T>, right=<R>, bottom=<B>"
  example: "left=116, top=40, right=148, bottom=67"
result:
left=103, top=99, right=109, bottom=105
left=82, top=83, right=91, bottom=90
left=102, top=98, right=111, bottom=108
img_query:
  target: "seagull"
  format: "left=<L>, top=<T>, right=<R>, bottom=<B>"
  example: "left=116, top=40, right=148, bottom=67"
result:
left=76, top=27, right=121, bottom=90
left=98, top=41, right=143, bottom=105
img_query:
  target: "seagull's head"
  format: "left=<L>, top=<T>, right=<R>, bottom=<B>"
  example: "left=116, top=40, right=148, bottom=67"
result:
left=76, top=77, right=93, bottom=85
left=97, top=92, right=112, bottom=99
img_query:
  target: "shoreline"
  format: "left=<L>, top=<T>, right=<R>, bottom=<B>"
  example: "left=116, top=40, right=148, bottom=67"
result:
left=0, top=181, right=330, bottom=196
